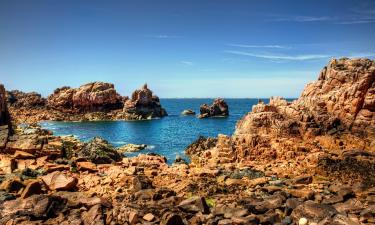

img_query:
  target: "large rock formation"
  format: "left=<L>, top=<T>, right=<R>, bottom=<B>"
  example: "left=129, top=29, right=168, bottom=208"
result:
left=199, top=98, right=229, bottom=118
left=188, top=58, right=375, bottom=181
left=6, top=90, right=46, bottom=108
left=122, top=84, right=167, bottom=120
left=47, top=82, right=123, bottom=112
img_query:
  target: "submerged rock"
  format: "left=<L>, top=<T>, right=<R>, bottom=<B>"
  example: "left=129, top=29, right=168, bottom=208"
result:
left=78, top=137, right=122, bottom=164
left=122, top=84, right=167, bottom=120
left=199, top=98, right=229, bottom=118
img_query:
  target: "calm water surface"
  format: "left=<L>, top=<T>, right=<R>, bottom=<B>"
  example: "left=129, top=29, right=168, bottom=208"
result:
left=40, top=99, right=271, bottom=162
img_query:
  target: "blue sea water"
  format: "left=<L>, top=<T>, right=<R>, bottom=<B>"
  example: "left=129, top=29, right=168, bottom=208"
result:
left=40, top=99, right=270, bottom=162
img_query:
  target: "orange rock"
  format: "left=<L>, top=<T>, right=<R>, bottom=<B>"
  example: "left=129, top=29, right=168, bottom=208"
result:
left=41, top=171, right=77, bottom=191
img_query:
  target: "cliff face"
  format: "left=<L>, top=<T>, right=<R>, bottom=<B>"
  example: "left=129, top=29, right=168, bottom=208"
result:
left=48, top=82, right=123, bottom=112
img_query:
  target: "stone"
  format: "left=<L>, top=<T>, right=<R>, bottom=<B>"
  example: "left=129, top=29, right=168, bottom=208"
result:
left=21, top=180, right=43, bottom=199
left=291, top=200, right=338, bottom=223
left=160, top=212, right=184, bottom=225
left=0, top=176, right=24, bottom=193
left=81, top=204, right=105, bottom=225
left=143, top=213, right=155, bottom=222
left=122, top=84, right=167, bottom=120
left=0, top=155, right=16, bottom=174
left=13, top=150, right=35, bottom=159
left=199, top=98, right=229, bottom=118
left=288, top=189, right=314, bottom=200
left=128, top=211, right=138, bottom=225
left=78, top=137, right=122, bottom=164
left=41, top=171, right=78, bottom=191
left=178, top=196, right=210, bottom=214
left=291, top=175, right=312, bottom=185
left=0, top=194, right=65, bottom=219
left=76, top=161, right=97, bottom=172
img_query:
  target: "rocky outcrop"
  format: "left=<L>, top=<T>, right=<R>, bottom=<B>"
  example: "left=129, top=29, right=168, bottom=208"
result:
left=47, top=82, right=123, bottom=112
left=122, top=84, right=167, bottom=120
left=6, top=90, right=46, bottom=108
left=199, top=98, right=229, bottom=118
left=188, top=58, right=375, bottom=180
left=78, top=137, right=122, bottom=164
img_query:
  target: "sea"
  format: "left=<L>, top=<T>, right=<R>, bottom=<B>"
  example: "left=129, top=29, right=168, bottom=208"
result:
left=40, top=98, right=272, bottom=163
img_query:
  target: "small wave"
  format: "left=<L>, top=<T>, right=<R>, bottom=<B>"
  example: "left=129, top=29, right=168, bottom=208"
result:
left=146, top=145, right=155, bottom=150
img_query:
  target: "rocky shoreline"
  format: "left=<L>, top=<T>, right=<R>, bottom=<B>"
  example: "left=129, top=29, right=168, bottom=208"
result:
left=0, top=57, right=374, bottom=224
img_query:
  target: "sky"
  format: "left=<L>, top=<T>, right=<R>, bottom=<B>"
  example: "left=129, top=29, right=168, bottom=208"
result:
left=0, top=0, right=375, bottom=98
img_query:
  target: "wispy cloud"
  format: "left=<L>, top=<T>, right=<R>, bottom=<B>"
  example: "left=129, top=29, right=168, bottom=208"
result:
left=228, top=44, right=288, bottom=49
left=145, top=34, right=183, bottom=39
left=269, top=16, right=332, bottom=22
left=225, top=50, right=330, bottom=61
left=267, top=13, right=375, bottom=25
left=181, top=61, right=194, bottom=66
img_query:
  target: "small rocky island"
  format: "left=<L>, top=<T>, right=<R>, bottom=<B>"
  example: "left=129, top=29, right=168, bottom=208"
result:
left=199, top=98, right=229, bottom=118
left=0, top=58, right=374, bottom=225
left=122, top=84, right=167, bottom=120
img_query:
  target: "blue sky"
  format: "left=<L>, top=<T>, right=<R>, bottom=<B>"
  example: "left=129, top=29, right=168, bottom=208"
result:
left=1, top=0, right=375, bottom=98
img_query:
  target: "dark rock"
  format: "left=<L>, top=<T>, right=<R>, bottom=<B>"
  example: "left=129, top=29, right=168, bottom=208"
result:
left=6, top=90, right=46, bottom=108
left=185, top=136, right=217, bottom=157
left=199, top=98, right=229, bottom=118
left=178, top=196, right=210, bottom=214
left=160, top=212, right=184, bottom=225
left=0, top=194, right=66, bottom=219
left=78, top=137, right=122, bottom=164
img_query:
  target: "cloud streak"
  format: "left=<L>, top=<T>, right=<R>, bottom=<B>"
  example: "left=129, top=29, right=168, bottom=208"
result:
left=181, top=61, right=194, bottom=66
left=228, top=44, right=288, bottom=49
left=225, top=50, right=331, bottom=61
left=145, top=34, right=183, bottom=39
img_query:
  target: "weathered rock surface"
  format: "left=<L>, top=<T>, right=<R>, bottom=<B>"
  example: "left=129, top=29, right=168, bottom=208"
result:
left=122, top=84, right=167, bottom=120
left=48, top=82, right=123, bottom=112
left=78, top=137, right=122, bottom=164
left=199, top=98, right=229, bottom=118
